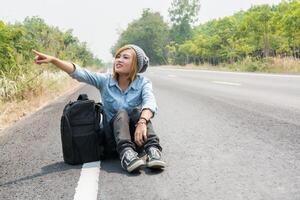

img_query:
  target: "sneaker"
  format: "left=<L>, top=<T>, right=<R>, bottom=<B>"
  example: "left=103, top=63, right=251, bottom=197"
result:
left=120, top=148, right=145, bottom=173
left=146, top=147, right=166, bottom=169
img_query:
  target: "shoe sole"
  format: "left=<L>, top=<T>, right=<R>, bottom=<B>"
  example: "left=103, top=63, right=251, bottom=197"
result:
left=127, top=159, right=146, bottom=173
left=146, top=160, right=166, bottom=169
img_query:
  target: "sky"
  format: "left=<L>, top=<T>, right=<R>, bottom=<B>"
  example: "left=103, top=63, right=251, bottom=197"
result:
left=0, top=0, right=282, bottom=63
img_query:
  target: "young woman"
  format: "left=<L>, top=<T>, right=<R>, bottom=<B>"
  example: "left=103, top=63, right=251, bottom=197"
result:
left=33, top=44, right=166, bottom=173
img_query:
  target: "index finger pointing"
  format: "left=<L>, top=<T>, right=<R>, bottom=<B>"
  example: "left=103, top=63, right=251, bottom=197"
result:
left=32, top=49, right=44, bottom=56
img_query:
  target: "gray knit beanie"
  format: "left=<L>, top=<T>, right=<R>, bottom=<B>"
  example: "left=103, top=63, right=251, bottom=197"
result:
left=127, top=44, right=149, bottom=73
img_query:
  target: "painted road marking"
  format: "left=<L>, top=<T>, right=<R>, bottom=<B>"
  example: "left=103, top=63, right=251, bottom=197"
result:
left=74, top=161, right=100, bottom=200
left=156, top=67, right=300, bottom=78
left=167, top=74, right=177, bottom=78
left=212, top=81, right=241, bottom=86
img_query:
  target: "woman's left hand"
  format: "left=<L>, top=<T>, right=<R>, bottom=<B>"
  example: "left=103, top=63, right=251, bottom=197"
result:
left=134, top=122, right=148, bottom=147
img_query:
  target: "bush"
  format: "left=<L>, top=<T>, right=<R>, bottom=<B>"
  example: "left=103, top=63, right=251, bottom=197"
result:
left=0, top=17, right=104, bottom=102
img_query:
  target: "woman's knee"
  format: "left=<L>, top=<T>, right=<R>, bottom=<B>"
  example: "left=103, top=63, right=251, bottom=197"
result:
left=130, top=107, right=142, bottom=123
left=114, top=109, right=129, bottom=122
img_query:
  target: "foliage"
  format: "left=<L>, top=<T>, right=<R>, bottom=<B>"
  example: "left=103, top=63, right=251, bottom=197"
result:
left=0, top=16, right=103, bottom=101
left=168, top=0, right=200, bottom=44
left=174, top=0, right=300, bottom=66
left=111, top=9, right=169, bottom=65
left=114, top=0, right=299, bottom=69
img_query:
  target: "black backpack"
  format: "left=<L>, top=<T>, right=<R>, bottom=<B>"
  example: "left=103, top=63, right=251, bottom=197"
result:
left=60, top=94, right=105, bottom=165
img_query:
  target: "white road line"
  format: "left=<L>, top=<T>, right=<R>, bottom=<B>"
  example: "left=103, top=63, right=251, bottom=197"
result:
left=74, top=161, right=100, bottom=200
left=167, top=74, right=177, bottom=77
left=212, top=81, right=241, bottom=86
left=156, top=67, right=300, bottom=78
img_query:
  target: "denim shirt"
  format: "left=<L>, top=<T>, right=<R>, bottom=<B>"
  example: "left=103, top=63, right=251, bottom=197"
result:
left=69, top=64, right=158, bottom=124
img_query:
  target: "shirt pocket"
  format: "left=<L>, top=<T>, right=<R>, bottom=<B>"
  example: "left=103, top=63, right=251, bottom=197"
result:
left=127, top=96, right=142, bottom=108
left=105, top=96, right=120, bottom=112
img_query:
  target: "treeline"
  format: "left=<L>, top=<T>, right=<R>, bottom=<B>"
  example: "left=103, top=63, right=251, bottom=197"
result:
left=112, top=0, right=300, bottom=66
left=0, top=17, right=103, bottom=100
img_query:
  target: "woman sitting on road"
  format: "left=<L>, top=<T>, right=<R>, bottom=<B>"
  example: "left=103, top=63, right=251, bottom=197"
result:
left=33, top=44, right=166, bottom=173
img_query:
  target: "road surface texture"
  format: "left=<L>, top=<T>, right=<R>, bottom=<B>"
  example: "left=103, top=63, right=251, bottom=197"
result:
left=1, top=67, right=300, bottom=200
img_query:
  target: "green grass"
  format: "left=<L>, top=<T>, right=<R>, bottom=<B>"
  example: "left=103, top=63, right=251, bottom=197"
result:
left=224, top=57, right=300, bottom=74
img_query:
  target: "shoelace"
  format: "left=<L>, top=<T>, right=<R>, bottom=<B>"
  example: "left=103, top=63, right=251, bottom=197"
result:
left=125, top=150, right=136, bottom=161
left=149, top=148, right=161, bottom=159
left=121, top=149, right=137, bottom=165
left=121, top=150, right=134, bottom=169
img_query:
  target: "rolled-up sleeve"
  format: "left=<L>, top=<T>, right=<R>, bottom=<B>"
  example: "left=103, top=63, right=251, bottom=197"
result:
left=69, top=63, right=106, bottom=89
left=141, top=79, right=158, bottom=118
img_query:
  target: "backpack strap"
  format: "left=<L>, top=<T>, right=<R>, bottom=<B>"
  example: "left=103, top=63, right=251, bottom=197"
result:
left=94, top=102, right=103, bottom=132
left=63, top=113, right=75, bottom=162
left=77, top=94, right=89, bottom=101
left=95, top=102, right=105, bottom=143
left=95, top=102, right=104, bottom=114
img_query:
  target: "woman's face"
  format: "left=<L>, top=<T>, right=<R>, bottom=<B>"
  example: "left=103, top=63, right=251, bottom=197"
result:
left=114, top=49, right=134, bottom=75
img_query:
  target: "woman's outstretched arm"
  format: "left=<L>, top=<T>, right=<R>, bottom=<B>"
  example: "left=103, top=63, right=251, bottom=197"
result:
left=32, top=49, right=106, bottom=89
left=32, top=50, right=75, bottom=74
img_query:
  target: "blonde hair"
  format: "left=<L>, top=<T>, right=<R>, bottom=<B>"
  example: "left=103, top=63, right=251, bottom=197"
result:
left=112, top=45, right=138, bottom=84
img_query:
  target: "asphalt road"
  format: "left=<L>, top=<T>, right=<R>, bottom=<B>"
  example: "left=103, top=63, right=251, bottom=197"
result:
left=1, top=67, right=300, bottom=200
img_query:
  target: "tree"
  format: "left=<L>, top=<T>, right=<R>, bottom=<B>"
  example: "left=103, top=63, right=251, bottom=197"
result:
left=168, top=0, right=200, bottom=44
left=241, top=5, right=275, bottom=57
left=281, top=0, right=300, bottom=58
left=111, top=9, right=169, bottom=65
left=0, top=21, right=17, bottom=71
left=166, top=0, right=299, bottom=66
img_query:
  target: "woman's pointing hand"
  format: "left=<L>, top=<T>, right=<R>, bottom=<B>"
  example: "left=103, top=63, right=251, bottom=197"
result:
left=32, top=50, right=54, bottom=65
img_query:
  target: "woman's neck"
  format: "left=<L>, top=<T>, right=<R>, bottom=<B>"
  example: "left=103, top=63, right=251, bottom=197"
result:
left=118, top=74, right=130, bottom=91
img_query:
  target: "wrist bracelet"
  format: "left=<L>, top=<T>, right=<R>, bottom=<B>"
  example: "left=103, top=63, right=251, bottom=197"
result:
left=135, top=121, right=146, bottom=127
left=139, top=117, right=149, bottom=124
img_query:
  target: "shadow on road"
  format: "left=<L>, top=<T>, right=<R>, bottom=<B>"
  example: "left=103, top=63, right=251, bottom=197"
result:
left=0, top=159, right=165, bottom=187
left=100, top=158, right=164, bottom=176
left=0, top=161, right=81, bottom=187
left=100, top=159, right=143, bottom=176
